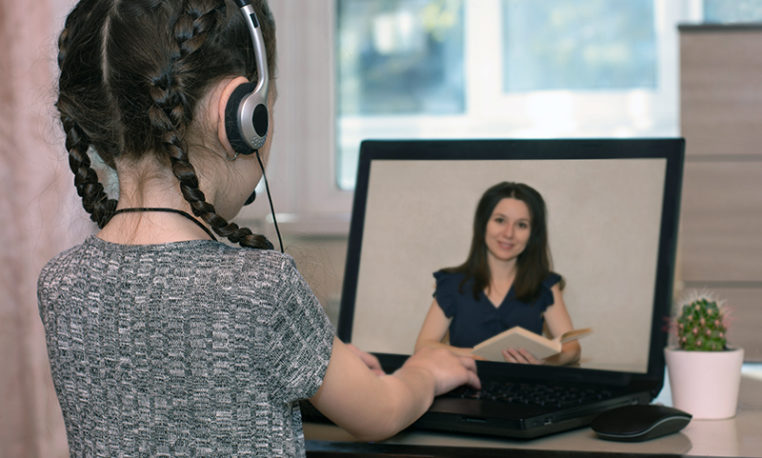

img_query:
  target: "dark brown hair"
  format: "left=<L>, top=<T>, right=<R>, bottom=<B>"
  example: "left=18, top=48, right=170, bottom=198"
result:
left=445, top=181, right=562, bottom=303
left=56, top=0, right=276, bottom=248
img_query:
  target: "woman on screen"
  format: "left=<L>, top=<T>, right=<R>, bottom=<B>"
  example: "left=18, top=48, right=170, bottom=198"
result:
left=415, top=182, right=581, bottom=365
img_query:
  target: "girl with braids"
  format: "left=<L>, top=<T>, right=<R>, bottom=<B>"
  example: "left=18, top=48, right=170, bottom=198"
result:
left=38, top=1, right=479, bottom=455
left=415, top=182, right=581, bottom=366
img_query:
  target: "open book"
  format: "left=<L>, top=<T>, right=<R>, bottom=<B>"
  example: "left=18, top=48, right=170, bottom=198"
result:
left=472, top=326, right=592, bottom=362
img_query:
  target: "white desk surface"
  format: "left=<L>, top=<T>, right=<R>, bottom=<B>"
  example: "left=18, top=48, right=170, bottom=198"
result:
left=304, top=364, right=762, bottom=457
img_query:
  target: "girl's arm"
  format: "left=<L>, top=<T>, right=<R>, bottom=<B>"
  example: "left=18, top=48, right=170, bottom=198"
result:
left=309, top=337, right=480, bottom=441
left=414, top=299, right=475, bottom=358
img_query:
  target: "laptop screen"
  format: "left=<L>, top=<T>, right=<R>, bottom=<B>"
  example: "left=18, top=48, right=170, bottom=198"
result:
left=338, top=139, right=684, bottom=381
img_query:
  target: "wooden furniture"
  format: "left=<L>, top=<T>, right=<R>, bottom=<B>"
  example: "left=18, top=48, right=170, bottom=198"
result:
left=678, top=24, right=762, bottom=360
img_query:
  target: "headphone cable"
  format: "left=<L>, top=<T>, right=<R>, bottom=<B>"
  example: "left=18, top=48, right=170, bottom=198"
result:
left=255, top=150, right=284, bottom=253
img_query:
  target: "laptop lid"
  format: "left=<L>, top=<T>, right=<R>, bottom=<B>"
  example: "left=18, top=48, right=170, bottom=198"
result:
left=338, top=138, right=684, bottom=400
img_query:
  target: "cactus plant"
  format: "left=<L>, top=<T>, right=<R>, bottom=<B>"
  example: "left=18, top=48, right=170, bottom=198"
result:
left=675, top=296, right=728, bottom=351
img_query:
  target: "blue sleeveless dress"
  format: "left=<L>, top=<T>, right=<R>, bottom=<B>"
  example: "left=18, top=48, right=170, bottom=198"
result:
left=433, top=270, right=561, bottom=348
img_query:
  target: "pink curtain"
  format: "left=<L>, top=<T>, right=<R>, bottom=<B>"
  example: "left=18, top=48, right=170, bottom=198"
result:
left=1, top=0, right=89, bottom=456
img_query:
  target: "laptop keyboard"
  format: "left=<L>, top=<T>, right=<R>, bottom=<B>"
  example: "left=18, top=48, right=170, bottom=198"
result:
left=446, top=380, right=615, bottom=409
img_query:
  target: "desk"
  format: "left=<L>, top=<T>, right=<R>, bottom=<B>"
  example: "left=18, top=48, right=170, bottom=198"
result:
left=304, top=365, right=762, bottom=457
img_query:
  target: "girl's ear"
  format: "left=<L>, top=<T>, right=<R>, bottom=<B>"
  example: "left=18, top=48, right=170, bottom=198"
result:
left=217, top=76, right=250, bottom=154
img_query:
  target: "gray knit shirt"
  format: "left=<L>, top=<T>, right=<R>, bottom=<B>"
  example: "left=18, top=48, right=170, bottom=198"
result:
left=37, top=235, right=335, bottom=457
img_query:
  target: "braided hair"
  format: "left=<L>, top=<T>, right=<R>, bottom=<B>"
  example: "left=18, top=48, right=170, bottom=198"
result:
left=55, top=0, right=276, bottom=249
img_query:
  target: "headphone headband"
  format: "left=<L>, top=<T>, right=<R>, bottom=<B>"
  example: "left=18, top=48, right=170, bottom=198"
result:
left=226, top=0, right=270, bottom=154
left=237, top=1, right=269, bottom=103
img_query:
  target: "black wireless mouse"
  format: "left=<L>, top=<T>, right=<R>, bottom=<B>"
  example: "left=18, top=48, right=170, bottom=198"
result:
left=591, top=404, right=692, bottom=442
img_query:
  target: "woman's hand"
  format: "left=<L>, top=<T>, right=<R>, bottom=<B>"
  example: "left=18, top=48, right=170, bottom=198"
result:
left=501, top=347, right=544, bottom=365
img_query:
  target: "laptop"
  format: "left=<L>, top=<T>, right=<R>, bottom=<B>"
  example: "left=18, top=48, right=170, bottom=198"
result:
left=319, top=138, right=684, bottom=439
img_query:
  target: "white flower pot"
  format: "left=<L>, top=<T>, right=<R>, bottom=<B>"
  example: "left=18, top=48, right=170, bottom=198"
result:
left=664, top=347, right=744, bottom=419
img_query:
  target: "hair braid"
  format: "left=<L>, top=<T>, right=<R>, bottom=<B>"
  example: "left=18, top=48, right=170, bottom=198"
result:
left=56, top=0, right=119, bottom=228
left=62, top=115, right=118, bottom=227
left=149, top=1, right=273, bottom=249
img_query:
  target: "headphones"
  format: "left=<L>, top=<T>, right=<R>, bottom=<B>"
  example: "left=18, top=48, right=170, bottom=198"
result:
left=222, top=0, right=283, bottom=252
left=224, top=0, right=270, bottom=156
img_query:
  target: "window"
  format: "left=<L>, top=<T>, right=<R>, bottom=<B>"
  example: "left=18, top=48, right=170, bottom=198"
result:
left=703, top=0, right=762, bottom=22
left=501, top=0, right=657, bottom=92
left=255, top=1, right=716, bottom=224
left=334, top=1, right=690, bottom=190
left=336, top=0, right=465, bottom=116
left=336, top=0, right=466, bottom=189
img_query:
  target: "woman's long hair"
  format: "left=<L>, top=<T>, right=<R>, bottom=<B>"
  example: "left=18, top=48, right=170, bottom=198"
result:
left=445, top=182, right=561, bottom=302
left=56, top=0, right=276, bottom=248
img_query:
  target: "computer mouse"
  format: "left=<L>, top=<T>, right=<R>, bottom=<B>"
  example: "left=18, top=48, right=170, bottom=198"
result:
left=591, top=404, right=692, bottom=442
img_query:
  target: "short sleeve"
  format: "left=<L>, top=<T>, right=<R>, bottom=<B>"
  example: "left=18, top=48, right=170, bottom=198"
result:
left=263, top=258, right=335, bottom=402
left=536, top=272, right=562, bottom=312
left=433, top=270, right=463, bottom=318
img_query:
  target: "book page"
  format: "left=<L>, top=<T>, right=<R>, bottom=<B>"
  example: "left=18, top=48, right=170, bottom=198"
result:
left=472, top=327, right=561, bottom=361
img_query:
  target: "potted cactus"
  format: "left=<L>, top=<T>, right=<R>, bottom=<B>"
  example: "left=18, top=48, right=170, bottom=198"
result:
left=665, top=293, right=744, bottom=419
left=675, top=296, right=728, bottom=351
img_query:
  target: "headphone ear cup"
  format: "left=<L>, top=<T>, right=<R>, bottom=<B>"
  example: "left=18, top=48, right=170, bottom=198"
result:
left=224, top=82, right=257, bottom=156
left=252, top=99, right=269, bottom=140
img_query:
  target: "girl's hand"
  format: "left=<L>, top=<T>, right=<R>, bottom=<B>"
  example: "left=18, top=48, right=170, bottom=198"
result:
left=403, top=346, right=481, bottom=395
left=345, top=343, right=385, bottom=375
left=502, top=347, right=544, bottom=365
left=310, top=338, right=480, bottom=441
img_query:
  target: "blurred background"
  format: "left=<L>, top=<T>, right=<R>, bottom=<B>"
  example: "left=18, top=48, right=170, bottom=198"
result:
left=2, top=1, right=761, bottom=456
